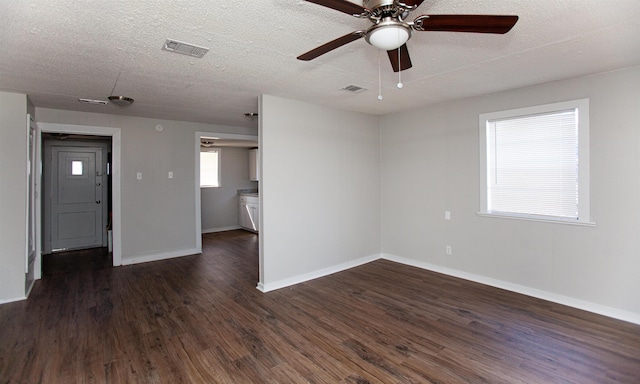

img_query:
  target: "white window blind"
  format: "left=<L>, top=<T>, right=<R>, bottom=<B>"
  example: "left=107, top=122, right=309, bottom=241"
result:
left=200, top=149, right=220, bottom=187
left=487, top=110, right=578, bottom=219
left=479, top=99, right=592, bottom=225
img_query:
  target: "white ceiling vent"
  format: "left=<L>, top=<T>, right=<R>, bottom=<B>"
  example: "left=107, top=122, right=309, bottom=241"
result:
left=341, top=85, right=368, bottom=93
left=162, top=39, right=209, bottom=58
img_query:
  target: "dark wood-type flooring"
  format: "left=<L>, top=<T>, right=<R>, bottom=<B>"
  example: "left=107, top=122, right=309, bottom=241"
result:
left=1, top=230, right=639, bottom=383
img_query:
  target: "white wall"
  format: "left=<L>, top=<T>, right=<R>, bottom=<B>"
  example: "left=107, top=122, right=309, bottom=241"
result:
left=380, top=66, right=640, bottom=321
left=259, top=95, right=381, bottom=291
left=200, top=146, right=257, bottom=232
left=35, top=108, right=256, bottom=263
left=0, top=91, right=28, bottom=302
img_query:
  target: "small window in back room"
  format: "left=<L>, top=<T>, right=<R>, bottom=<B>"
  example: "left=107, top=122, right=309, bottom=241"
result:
left=478, top=98, right=593, bottom=225
left=200, top=148, right=220, bottom=187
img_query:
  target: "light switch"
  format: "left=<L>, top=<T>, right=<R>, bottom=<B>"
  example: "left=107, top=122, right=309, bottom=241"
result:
left=445, top=211, right=451, bottom=220
left=168, top=171, right=173, bottom=179
left=137, top=172, right=142, bottom=180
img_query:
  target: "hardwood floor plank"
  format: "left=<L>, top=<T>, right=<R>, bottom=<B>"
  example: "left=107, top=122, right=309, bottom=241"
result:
left=1, top=230, right=639, bottom=383
left=266, top=362, right=310, bottom=383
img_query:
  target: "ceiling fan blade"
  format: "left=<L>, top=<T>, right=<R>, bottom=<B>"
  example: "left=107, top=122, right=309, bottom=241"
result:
left=297, top=31, right=365, bottom=61
left=387, top=44, right=412, bottom=72
left=414, top=15, right=519, bottom=34
left=304, top=0, right=368, bottom=16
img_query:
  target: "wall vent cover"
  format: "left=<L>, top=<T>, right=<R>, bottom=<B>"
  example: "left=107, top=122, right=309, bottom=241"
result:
left=341, top=85, right=368, bottom=93
left=162, top=39, right=209, bottom=58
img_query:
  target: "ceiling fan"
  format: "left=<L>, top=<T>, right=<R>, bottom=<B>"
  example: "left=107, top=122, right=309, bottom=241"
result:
left=297, top=0, right=518, bottom=72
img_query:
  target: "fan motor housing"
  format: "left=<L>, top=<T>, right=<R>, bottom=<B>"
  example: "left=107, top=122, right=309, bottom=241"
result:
left=364, top=0, right=395, bottom=9
left=364, top=0, right=410, bottom=20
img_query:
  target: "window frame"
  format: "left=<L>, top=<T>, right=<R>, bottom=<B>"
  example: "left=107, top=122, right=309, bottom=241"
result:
left=478, top=99, right=594, bottom=226
left=200, top=147, right=221, bottom=188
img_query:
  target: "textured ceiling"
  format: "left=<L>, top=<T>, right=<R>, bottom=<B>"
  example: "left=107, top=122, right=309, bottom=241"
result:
left=1, top=0, right=639, bottom=128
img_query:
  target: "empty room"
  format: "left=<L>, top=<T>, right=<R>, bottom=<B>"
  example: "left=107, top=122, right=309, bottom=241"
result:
left=1, top=1, right=639, bottom=382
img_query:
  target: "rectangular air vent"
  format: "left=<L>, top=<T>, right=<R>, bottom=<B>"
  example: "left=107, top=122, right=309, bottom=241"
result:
left=162, top=39, right=209, bottom=58
left=341, top=85, right=368, bottom=93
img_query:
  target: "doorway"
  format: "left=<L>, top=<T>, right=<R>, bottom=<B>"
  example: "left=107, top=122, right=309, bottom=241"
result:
left=36, top=123, right=122, bottom=280
left=194, top=131, right=258, bottom=252
left=42, top=137, right=111, bottom=254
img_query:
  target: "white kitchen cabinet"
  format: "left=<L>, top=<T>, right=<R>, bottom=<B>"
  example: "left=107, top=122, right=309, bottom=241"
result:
left=239, top=195, right=259, bottom=232
left=249, top=148, right=259, bottom=181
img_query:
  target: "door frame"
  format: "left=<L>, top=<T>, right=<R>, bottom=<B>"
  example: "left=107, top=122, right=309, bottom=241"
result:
left=43, top=141, right=110, bottom=253
left=36, top=123, right=122, bottom=279
left=25, top=115, right=37, bottom=295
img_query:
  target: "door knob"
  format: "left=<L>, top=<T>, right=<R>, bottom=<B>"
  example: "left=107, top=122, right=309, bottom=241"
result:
left=96, top=200, right=101, bottom=204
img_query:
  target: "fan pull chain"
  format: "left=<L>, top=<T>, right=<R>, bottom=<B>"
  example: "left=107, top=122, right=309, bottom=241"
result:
left=378, top=50, right=383, bottom=101
left=397, top=47, right=403, bottom=89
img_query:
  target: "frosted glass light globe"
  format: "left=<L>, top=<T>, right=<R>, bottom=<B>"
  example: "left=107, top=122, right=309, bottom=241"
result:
left=368, top=25, right=410, bottom=51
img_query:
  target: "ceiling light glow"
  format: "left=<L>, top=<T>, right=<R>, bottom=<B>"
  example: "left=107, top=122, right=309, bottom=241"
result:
left=367, top=24, right=410, bottom=51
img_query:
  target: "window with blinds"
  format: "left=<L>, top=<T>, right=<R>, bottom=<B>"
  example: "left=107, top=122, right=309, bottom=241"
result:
left=479, top=99, right=592, bottom=225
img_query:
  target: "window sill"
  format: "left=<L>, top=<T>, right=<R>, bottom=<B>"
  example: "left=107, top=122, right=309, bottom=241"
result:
left=476, top=212, right=596, bottom=227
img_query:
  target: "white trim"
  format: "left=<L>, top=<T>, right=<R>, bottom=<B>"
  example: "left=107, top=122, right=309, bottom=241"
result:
left=194, top=131, right=258, bottom=254
left=34, top=123, right=43, bottom=279
left=257, top=252, right=639, bottom=324
left=121, top=248, right=200, bottom=266
left=0, top=296, right=27, bottom=305
left=257, top=96, right=264, bottom=293
left=202, top=226, right=242, bottom=234
left=37, top=123, right=122, bottom=268
left=381, top=253, right=640, bottom=326
left=26, top=115, right=38, bottom=284
left=476, top=212, right=596, bottom=227
left=25, top=279, right=34, bottom=297
left=195, top=134, right=202, bottom=252
left=25, top=114, right=31, bottom=274
left=256, top=254, right=381, bottom=293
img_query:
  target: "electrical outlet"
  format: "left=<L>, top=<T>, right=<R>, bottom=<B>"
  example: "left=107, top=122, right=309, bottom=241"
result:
left=446, top=245, right=452, bottom=255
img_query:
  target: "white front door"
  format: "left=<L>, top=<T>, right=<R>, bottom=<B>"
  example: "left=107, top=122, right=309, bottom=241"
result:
left=50, top=146, right=104, bottom=251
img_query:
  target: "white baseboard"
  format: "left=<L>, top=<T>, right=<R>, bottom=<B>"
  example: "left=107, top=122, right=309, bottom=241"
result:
left=121, top=248, right=201, bottom=266
left=202, top=226, right=241, bottom=234
left=0, top=295, right=26, bottom=305
left=25, top=280, right=35, bottom=298
left=257, top=254, right=381, bottom=293
left=382, top=253, right=640, bottom=326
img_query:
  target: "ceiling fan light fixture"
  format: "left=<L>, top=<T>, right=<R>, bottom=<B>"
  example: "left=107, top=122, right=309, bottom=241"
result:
left=366, top=21, right=411, bottom=51
left=108, top=95, right=134, bottom=107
